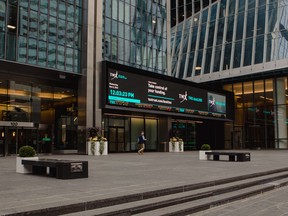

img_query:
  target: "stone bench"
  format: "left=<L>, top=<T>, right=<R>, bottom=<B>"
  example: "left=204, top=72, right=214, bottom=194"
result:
left=205, top=152, right=251, bottom=162
left=21, top=158, right=88, bottom=179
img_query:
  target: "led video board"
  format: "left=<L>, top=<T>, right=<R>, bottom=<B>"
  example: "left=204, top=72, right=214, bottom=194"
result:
left=105, top=68, right=227, bottom=119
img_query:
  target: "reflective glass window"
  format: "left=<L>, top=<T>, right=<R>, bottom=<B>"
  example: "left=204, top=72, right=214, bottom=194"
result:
left=246, top=9, right=255, bottom=38
left=75, top=6, right=81, bottom=24
left=58, top=19, right=66, bottom=45
left=29, top=10, right=38, bottom=39
left=19, top=7, right=28, bottom=36
left=223, top=43, right=232, bottom=70
left=18, top=36, right=27, bottom=63
left=38, top=41, right=47, bottom=67
left=49, top=0, right=57, bottom=17
left=30, top=0, right=38, bottom=11
left=75, top=25, right=81, bottom=49
left=179, top=53, right=186, bottom=78
left=39, top=14, right=48, bottom=41
left=6, top=33, right=16, bottom=60
left=0, top=31, right=4, bottom=58
left=119, top=1, right=124, bottom=22
left=74, top=49, right=79, bottom=72
left=66, top=47, right=73, bottom=72
left=233, top=41, right=242, bottom=68
left=204, top=48, right=212, bottom=74
left=48, top=17, right=56, bottom=42
left=48, top=43, right=56, bottom=68
left=236, top=12, right=244, bottom=40
left=58, top=1, right=66, bottom=20
left=244, top=38, right=253, bottom=66
left=57, top=45, right=65, bottom=70
left=255, top=35, right=264, bottom=64
left=0, top=1, right=5, bottom=30
left=112, top=0, right=118, bottom=20
left=28, top=38, right=37, bottom=64
left=213, top=45, right=222, bottom=72
left=195, top=50, right=202, bottom=76
left=105, top=0, right=112, bottom=19
left=40, top=1, right=48, bottom=14
left=67, top=4, right=74, bottom=22
left=66, top=22, right=74, bottom=47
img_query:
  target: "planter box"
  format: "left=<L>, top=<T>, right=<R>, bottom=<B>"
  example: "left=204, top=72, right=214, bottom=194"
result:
left=169, top=142, right=184, bottom=152
left=87, top=141, right=108, bottom=156
left=16, top=157, right=39, bottom=174
left=178, top=142, right=184, bottom=152
left=199, top=150, right=212, bottom=160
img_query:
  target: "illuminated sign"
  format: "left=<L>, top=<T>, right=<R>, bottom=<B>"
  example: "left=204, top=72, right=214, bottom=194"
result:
left=105, top=67, right=228, bottom=119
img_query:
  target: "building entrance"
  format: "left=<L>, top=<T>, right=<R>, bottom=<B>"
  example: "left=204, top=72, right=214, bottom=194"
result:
left=108, top=127, right=125, bottom=152
left=171, top=121, right=196, bottom=150
left=0, top=121, right=37, bottom=156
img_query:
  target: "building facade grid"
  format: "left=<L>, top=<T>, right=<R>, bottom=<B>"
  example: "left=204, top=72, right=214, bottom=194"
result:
left=171, top=0, right=288, bottom=82
left=102, top=0, right=168, bottom=74
left=0, top=0, right=82, bottom=73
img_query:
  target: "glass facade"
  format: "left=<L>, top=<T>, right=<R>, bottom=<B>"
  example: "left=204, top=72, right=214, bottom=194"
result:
left=104, top=115, right=158, bottom=152
left=0, top=78, right=78, bottom=155
left=223, top=77, right=288, bottom=149
left=0, top=0, right=83, bottom=73
left=103, top=0, right=167, bottom=74
left=171, top=0, right=288, bottom=79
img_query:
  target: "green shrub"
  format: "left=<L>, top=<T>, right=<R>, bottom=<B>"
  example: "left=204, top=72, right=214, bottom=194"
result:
left=200, top=144, right=211, bottom=150
left=19, top=146, right=36, bottom=157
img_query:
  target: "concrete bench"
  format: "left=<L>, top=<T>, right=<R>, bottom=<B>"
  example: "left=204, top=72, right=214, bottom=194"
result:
left=22, top=159, right=88, bottom=179
left=205, top=152, right=251, bottom=162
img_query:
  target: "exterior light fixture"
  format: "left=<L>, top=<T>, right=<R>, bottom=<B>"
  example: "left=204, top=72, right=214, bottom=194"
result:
left=7, top=25, right=16, bottom=29
left=152, top=19, right=156, bottom=24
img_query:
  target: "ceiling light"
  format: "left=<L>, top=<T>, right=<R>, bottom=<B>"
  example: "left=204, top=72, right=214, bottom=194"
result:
left=195, top=66, right=201, bottom=70
left=152, top=19, right=156, bottom=24
left=7, top=25, right=16, bottom=29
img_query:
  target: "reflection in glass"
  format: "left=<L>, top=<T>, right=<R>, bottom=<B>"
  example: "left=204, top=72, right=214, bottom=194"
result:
left=28, top=38, right=37, bottom=64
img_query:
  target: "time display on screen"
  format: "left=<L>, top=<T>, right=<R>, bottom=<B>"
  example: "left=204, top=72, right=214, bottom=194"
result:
left=106, top=69, right=227, bottom=118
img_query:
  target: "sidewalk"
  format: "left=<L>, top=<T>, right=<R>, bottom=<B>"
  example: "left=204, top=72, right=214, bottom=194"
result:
left=0, top=150, right=288, bottom=215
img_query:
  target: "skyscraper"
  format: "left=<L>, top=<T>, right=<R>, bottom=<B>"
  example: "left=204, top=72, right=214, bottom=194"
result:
left=171, top=0, right=288, bottom=149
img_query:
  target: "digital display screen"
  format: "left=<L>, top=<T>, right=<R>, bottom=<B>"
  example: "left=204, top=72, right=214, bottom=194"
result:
left=106, top=68, right=227, bottom=118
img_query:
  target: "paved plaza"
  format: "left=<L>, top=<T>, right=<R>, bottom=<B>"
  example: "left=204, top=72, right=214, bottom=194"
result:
left=1, top=150, right=288, bottom=215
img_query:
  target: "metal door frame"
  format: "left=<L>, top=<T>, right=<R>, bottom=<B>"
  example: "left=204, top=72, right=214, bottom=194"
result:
left=108, top=126, right=125, bottom=153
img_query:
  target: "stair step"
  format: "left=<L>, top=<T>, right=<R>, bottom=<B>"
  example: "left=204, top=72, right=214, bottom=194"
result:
left=62, top=172, right=288, bottom=216
left=135, top=178, right=288, bottom=216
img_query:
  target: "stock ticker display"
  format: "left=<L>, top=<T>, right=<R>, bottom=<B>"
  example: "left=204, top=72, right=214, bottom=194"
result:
left=106, top=69, right=227, bottom=119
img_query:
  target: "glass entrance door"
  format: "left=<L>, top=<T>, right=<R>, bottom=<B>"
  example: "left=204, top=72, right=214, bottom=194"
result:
left=0, top=124, right=40, bottom=156
left=108, top=127, right=125, bottom=152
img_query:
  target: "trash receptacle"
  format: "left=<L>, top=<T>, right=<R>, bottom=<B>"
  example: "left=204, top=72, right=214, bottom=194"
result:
left=160, top=142, right=169, bottom=152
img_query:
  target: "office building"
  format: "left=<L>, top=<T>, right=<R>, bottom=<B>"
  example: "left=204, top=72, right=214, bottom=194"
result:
left=171, top=0, right=288, bottom=149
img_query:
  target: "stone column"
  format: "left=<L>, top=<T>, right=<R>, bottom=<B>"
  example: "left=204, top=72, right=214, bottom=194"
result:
left=274, top=77, right=287, bottom=149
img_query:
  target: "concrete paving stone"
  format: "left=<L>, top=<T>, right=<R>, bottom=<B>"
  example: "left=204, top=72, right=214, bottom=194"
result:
left=193, top=187, right=288, bottom=216
left=1, top=151, right=288, bottom=215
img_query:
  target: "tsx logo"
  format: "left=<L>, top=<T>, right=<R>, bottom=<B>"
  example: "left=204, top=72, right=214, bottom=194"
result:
left=110, top=71, right=119, bottom=80
left=179, top=91, right=188, bottom=103
left=110, top=71, right=127, bottom=80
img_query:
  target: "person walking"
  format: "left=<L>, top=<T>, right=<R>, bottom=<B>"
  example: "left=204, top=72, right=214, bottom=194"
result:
left=138, top=131, right=147, bottom=155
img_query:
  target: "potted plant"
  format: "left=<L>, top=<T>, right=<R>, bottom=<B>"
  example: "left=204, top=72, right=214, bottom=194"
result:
left=169, top=137, right=178, bottom=152
left=199, top=144, right=212, bottom=160
left=16, top=145, right=38, bottom=174
left=87, top=127, right=108, bottom=156
left=178, top=138, right=184, bottom=152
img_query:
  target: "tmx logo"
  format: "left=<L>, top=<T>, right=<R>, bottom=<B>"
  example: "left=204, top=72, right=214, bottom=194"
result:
left=110, top=71, right=127, bottom=80
left=179, top=91, right=188, bottom=103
